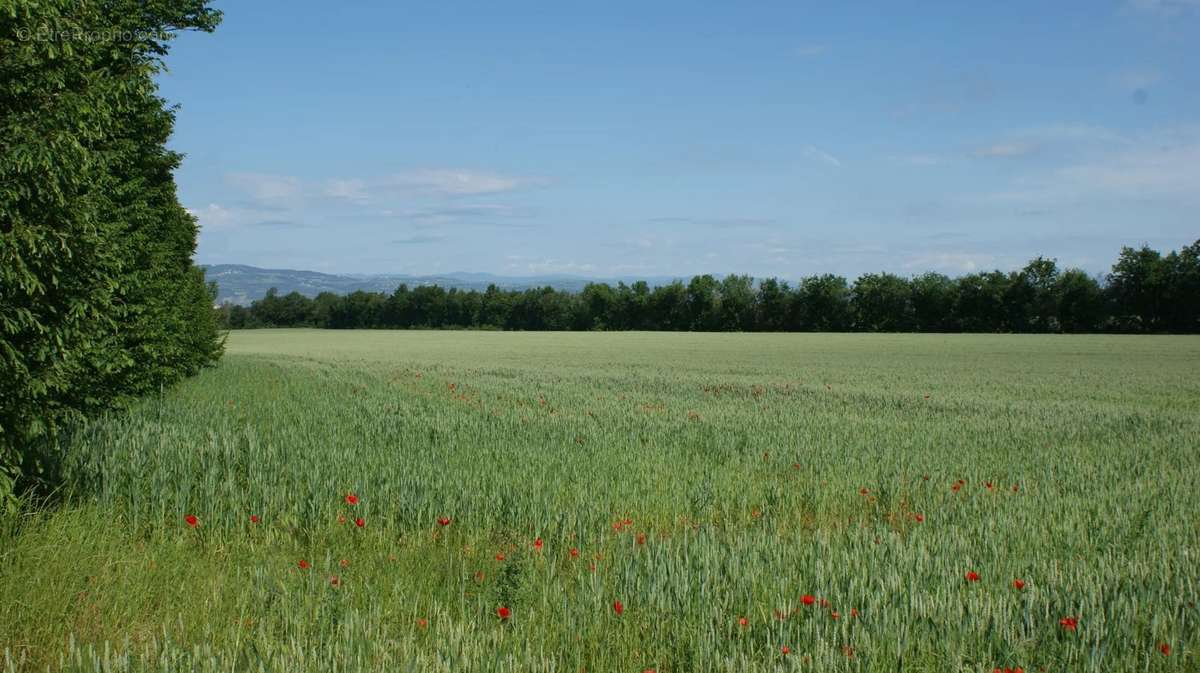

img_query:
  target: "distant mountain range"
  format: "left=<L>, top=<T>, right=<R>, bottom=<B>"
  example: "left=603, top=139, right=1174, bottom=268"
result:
left=202, top=264, right=680, bottom=306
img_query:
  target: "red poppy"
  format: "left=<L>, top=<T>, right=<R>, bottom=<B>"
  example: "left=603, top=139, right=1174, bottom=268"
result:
left=801, top=594, right=815, bottom=606
left=570, top=547, right=580, bottom=558
left=299, top=559, right=310, bottom=569
left=914, top=513, right=925, bottom=523
left=792, top=462, right=801, bottom=470
left=952, top=483, right=962, bottom=492
left=850, top=608, right=859, bottom=618
left=738, top=616, right=748, bottom=627
left=329, top=575, right=340, bottom=587
left=1160, top=643, right=1170, bottom=656
left=495, top=553, right=506, bottom=561
left=437, top=517, right=451, bottom=526
left=613, top=600, right=624, bottom=616
left=859, top=487, right=869, bottom=496
left=830, top=611, right=840, bottom=621
left=417, top=618, right=428, bottom=628
left=345, top=493, right=359, bottom=506
left=339, top=559, right=350, bottom=568
left=612, top=521, right=624, bottom=532
left=986, top=481, right=994, bottom=490
left=965, top=571, right=980, bottom=582
left=185, top=514, right=198, bottom=527
left=623, top=518, right=633, bottom=526
left=354, top=517, right=365, bottom=528
left=534, top=537, right=543, bottom=551
left=496, top=606, right=511, bottom=620
left=1012, top=579, right=1025, bottom=590
left=636, top=533, right=646, bottom=544
left=249, top=515, right=260, bottom=524
left=781, top=646, right=791, bottom=655
left=1059, top=616, right=1078, bottom=631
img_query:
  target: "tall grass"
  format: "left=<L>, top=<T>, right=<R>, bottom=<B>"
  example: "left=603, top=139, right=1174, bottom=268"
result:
left=2, top=331, right=1197, bottom=671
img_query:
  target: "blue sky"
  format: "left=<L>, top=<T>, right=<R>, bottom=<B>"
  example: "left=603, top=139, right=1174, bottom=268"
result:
left=163, top=0, right=1200, bottom=279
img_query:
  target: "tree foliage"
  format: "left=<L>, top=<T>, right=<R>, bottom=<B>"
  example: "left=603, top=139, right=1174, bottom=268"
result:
left=0, top=0, right=223, bottom=507
left=218, top=242, right=1199, bottom=337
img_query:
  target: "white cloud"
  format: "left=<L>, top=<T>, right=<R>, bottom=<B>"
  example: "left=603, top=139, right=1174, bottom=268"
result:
left=187, top=203, right=236, bottom=229
left=973, top=142, right=1035, bottom=158
left=382, top=169, right=531, bottom=195
left=225, top=173, right=302, bottom=205
left=803, top=146, right=842, bottom=168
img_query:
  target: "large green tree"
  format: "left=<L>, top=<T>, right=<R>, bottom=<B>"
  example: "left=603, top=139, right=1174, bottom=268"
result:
left=0, top=0, right=223, bottom=506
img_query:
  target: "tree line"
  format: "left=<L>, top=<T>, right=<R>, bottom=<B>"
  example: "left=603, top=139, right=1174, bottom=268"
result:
left=222, top=241, right=1199, bottom=334
left=1, top=1, right=224, bottom=507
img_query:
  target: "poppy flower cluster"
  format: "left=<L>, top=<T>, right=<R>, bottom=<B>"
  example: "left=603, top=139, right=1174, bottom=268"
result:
left=965, top=571, right=981, bottom=582
left=185, top=514, right=198, bottom=528
left=496, top=606, right=511, bottom=620
left=1059, top=616, right=1078, bottom=632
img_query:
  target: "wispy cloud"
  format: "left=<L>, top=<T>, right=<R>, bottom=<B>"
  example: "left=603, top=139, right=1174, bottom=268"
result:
left=973, top=142, right=1035, bottom=158
left=381, top=169, right=536, bottom=196
left=803, top=146, right=842, bottom=168
left=225, top=173, right=303, bottom=206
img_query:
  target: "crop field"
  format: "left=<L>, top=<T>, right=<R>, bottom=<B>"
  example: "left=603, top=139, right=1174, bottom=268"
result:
left=2, top=330, right=1199, bottom=672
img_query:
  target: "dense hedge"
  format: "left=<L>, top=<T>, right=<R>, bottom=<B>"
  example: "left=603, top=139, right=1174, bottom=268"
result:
left=0, top=1, right=224, bottom=508
left=223, top=243, right=1199, bottom=334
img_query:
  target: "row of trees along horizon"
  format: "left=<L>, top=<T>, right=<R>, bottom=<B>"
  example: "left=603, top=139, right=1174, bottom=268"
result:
left=224, top=241, right=1200, bottom=334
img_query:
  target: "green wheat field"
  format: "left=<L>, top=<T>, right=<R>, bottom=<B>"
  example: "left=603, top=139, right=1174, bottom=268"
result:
left=3, top=330, right=1199, bottom=672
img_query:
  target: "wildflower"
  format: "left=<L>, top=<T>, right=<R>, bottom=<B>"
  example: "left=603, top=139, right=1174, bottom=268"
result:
left=339, top=558, right=349, bottom=568
left=417, top=618, right=428, bottom=628
left=534, top=537, right=544, bottom=551
left=792, top=462, right=801, bottom=470
left=1160, top=643, right=1171, bottom=656
left=914, top=513, right=925, bottom=523
left=636, top=533, right=647, bottom=544
left=801, top=594, right=815, bottom=606
left=966, top=571, right=980, bottom=582
left=249, top=515, right=260, bottom=524
left=437, top=517, right=451, bottom=526
left=830, top=611, right=840, bottom=620
left=570, top=548, right=580, bottom=558
left=1059, top=616, right=1078, bottom=632
left=185, top=514, right=198, bottom=528
left=1012, top=484, right=1020, bottom=492
left=859, top=487, right=869, bottom=496
left=496, top=606, right=511, bottom=620
left=355, top=517, right=365, bottom=528
left=298, top=559, right=310, bottom=569
left=329, top=575, right=340, bottom=587
left=781, top=646, right=791, bottom=655
left=738, top=616, right=748, bottom=627
left=1012, top=578, right=1025, bottom=590
left=986, top=481, right=994, bottom=490
left=850, top=608, right=859, bottom=618
left=613, top=600, right=624, bottom=616
left=495, top=553, right=506, bottom=561
left=345, top=493, right=359, bottom=506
